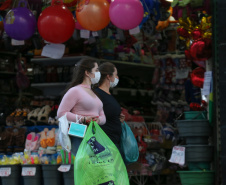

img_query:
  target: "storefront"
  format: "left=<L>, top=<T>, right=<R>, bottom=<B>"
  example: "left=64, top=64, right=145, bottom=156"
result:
left=0, top=0, right=218, bottom=184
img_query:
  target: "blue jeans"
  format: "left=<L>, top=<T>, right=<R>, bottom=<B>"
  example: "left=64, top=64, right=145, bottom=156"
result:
left=70, top=136, right=83, bottom=156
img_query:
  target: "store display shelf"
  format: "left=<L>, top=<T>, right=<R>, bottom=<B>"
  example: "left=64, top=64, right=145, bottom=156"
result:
left=0, top=71, right=16, bottom=77
left=0, top=92, right=34, bottom=97
left=31, top=55, right=93, bottom=66
left=153, top=53, right=185, bottom=59
left=0, top=51, right=18, bottom=56
left=31, top=55, right=155, bottom=68
left=31, top=82, right=69, bottom=87
left=112, top=88, right=154, bottom=94
left=100, top=59, right=155, bottom=68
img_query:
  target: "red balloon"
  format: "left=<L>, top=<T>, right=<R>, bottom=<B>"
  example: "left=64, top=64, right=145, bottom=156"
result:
left=191, top=67, right=205, bottom=88
left=189, top=39, right=212, bottom=61
left=192, top=29, right=202, bottom=40
left=76, top=0, right=110, bottom=31
left=38, top=0, right=75, bottom=44
left=177, top=27, right=189, bottom=38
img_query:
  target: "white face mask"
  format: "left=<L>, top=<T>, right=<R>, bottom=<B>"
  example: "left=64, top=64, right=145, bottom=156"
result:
left=90, top=72, right=101, bottom=84
left=110, top=78, right=119, bottom=88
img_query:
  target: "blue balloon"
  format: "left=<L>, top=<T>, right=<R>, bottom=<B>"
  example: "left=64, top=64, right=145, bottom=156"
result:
left=139, top=0, right=160, bottom=28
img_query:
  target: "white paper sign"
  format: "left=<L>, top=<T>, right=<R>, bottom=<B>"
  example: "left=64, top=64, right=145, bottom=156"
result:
left=58, top=165, right=71, bottom=172
left=41, top=43, right=65, bottom=59
left=0, top=168, right=11, bottom=177
left=129, top=26, right=140, bottom=35
left=11, top=39, right=25, bottom=46
left=92, top=32, right=98, bottom=37
left=202, top=71, right=212, bottom=95
left=176, top=69, right=189, bottom=79
left=80, top=30, right=90, bottom=39
left=22, top=167, right=36, bottom=176
left=169, top=146, right=185, bottom=166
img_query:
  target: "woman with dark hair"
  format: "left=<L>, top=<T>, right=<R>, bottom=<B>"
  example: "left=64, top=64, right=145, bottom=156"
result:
left=95, top=62, right=124, bottom=150
left=57, top=59, right=106, bottom=155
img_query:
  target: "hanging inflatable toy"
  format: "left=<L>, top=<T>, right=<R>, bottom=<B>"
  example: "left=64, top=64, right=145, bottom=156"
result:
left=3, top=0, right=36, bottom=40
left=76, top=0, right=110, bottom=31
left=109, top=0, right=144, bottom=30
left=38, top=0, right=75, bottom=43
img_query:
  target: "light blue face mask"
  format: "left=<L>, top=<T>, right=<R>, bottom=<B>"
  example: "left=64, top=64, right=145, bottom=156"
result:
left=110, top=78, right=119, bottom=88
left=90, top=72, right=101, bottom=84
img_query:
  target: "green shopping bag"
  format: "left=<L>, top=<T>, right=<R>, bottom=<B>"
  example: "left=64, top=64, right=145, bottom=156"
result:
left=74, top=121, right=130, bottom=185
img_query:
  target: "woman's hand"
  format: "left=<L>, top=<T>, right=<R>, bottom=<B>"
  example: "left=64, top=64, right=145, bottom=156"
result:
left=92, top=117, right=100, bottom=124
left=83, top=116, right=100, bottom=125
left=120, top=113, right=125, bottom=123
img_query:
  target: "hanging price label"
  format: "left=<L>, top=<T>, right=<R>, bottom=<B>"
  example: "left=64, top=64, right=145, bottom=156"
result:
left=92, top=31, right=98, bottom=37
left=58, top=165, right=71, bottom=172
left=41, top=43, right=65, bottom=59
left=22, top=167, right=36, bottom=176
left=129, top=26, right=140, bottom=35
left=169, top=146, right=185, bottom=166
left=0, top=168, right=11, bottom=177
left=80, top=30, right=90, bottom=39
left=11, top=39, right=25, bottom=46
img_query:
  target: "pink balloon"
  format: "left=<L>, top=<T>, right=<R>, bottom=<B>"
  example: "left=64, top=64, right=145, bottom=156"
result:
left=109, top=0, right=144, bottom=30
left=75, top=19, right=84, bottom=30
left=107, top=0, right=111, bottom=3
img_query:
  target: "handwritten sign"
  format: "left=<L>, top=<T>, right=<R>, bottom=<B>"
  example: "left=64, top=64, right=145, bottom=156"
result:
left=169, top=146, right=185, bottom=166
left=22, top=167, right=36, bottom=176
left=41, top=43, right=65, bottom=59
left=129, top=26, right=140, bottom=35
left=80, top=30, right=90, bottom=39
left=58, top=165, right=71, bottom=172
left=0, top=168, right=11, bottom=177
left=11, top=39, right=25, bottom=46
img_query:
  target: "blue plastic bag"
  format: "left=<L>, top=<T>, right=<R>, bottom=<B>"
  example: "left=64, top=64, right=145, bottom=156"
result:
left=120, top=122, right=139, bottom=163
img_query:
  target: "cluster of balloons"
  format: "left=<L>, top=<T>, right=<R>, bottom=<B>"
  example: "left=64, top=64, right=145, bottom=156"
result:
left=3, top=0, right=146, bottom=44
left=177, top=16, right=212, bottom=62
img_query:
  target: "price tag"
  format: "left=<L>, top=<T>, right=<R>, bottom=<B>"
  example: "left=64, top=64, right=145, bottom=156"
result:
left=11, top=39, right=25, bottom=46
left=169, top=146, right=185, bottom=166
left=92, top=31, right=98, bottom=37
left=80, top=30, right=90, bottom=39
left=58, top=165, right=71, bottom=172
left=129, top=26, right=140, bottom=35
left=202, top=71, right=212, bottom=96
left=0, top=168, right=11, bottom=177
left=41, top=43, right=65, bottom=59
left=176, top=69, right=189, bottom=79
left=22, top=167, right=36, bottom=176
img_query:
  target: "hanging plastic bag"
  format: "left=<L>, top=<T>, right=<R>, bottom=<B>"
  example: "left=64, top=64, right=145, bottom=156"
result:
left=120, top=122, right=139, bottom=163
left=58, top=113, right=71, bottom=152
left=74, top=121, right=130, bottom=185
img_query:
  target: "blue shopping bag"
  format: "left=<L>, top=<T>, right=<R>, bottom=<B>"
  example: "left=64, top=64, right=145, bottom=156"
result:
left=120, top=122, right=139, bottom=163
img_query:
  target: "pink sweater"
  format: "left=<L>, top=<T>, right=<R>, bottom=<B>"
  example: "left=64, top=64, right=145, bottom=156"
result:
left=57, top=85, right=106, bottom=125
